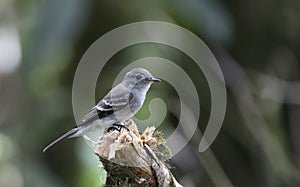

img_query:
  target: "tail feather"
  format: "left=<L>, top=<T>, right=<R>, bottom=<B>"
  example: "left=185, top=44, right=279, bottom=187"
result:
left=43, top=127, right=79, bottom=153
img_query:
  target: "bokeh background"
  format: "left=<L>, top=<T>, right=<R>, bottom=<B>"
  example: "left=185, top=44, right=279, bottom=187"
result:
left=1, top=0, right=300, bottom=187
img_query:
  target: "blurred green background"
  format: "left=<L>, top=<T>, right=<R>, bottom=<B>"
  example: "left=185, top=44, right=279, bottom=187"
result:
left=1, top=0, right=300, bottom=187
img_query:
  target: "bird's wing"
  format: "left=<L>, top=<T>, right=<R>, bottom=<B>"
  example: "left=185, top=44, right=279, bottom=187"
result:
left=81, top=84, right=134, bottom=123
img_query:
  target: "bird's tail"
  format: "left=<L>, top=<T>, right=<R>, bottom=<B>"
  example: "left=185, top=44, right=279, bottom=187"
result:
left=43, top=127, right=80, bottom=153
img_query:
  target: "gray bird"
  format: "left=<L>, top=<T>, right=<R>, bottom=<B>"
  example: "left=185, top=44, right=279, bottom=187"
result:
left=43, top=68, right=160, bottom=152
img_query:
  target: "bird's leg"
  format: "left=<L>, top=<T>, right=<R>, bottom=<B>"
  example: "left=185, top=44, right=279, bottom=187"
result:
left=107, top=123, right=130, bottom=132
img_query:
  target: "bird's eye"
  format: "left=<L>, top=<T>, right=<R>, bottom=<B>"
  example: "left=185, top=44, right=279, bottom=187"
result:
left=136, top=74, right=142, bottom=80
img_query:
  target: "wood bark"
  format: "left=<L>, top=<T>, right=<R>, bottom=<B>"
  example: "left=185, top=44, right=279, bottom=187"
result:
left=95, top=120, right=182, bottom=187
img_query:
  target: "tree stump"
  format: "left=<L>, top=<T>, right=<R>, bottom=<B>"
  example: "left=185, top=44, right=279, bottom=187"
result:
left=94, top=119, right=182, bottom=187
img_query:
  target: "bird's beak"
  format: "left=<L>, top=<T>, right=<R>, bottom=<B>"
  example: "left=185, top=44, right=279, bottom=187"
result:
left=147, top=77, right=161, bottom=82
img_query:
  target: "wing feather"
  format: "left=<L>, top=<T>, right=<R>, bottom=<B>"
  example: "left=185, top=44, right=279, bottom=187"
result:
left=82, top=84, right=134, bottom=123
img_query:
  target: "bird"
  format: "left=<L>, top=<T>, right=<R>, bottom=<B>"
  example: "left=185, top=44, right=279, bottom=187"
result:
left=43, top=68, right=161, bottom=152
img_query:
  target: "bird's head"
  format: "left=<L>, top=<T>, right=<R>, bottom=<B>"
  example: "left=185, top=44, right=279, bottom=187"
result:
left=122, top=68, right=161, bottom=92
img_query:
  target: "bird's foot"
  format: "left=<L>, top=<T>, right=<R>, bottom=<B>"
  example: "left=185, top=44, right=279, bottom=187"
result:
left=107, top=123, right=130, bottom=132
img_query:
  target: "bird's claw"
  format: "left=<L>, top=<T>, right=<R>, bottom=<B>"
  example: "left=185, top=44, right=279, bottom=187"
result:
left=107, top=123, right=130, bottom=132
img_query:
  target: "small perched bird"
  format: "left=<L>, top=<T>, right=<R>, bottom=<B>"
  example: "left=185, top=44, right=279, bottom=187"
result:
left=43, top=68, right=160, bottom=152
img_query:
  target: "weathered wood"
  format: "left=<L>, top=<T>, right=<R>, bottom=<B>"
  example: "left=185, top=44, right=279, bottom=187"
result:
left=95, top=119, right=182, bottom=187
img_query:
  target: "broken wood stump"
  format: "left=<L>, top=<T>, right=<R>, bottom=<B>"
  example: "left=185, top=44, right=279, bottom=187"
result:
left=95, top=119, right=182, bottom=187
